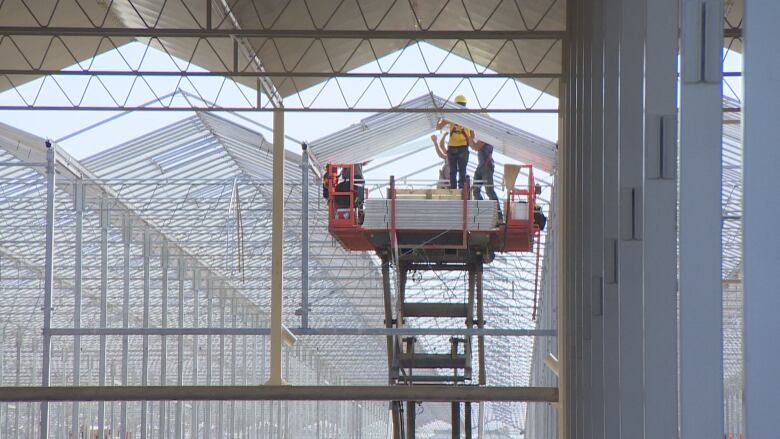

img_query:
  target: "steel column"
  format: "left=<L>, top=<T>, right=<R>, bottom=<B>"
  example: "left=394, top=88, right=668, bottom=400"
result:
left=39, top=141, right=55, bottom=439
left=743, top=1, right=780, bottom=436
left=587, top=0, right=606, bottom=437
left=451, top=403, right=460, bottom=439
left=557, top=1, right=573, bottom=435
left=301, top=143, right=310, bottom=329
left=679, top=0, right=724, bottom=437
left=120, top=217, right=131, bottom=438
left=175, top=257, right=184, bottom=439
left=601, top=0, right=621, bottom=437
left=98, top=198, right=109, bottom=438
left=71, top=179, right=83, bottom=439
left=160, top=240, right=169, bottom=438
left=267, top=107, right=286, bottom=385
left=643, top=0, right=679, bottom=437
left=406, top=400, right=415, bottom=439
left=141, top=231, right=151, bottom=438
left=617, top=0, right=646, bottom=437
left=192, top=267, right=200, bottom=439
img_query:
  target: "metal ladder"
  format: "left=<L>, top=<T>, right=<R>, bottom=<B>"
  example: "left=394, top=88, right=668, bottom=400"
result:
left=381, top=253, right=487, bottom=439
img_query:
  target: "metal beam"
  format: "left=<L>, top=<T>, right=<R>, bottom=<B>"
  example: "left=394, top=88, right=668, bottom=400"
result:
left=0, top=28, right=566, bottom=39
left=0, top=70, right=561, bottom=79
left=0, top=386, right=559, bottom=403
left=0, top=106, right=559, bottom=113
left=46, top=327, right=555, bottom=337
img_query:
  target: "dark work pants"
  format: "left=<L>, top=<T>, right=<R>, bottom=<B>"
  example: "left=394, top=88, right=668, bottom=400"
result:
left=473, top=163, right=502, bottom=217
left=447, top=147, right=470, bottom=189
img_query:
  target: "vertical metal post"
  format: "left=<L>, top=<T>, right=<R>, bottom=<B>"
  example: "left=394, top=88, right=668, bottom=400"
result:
left=466, top=266, right=475, bottom=380
left=557, top=3, right=572, bottom=435
left=241, top=307, right=248, bottom=436
left=587, top=0, right=606, bottom=436
left=617, top=0, right=646, bottom=437
left=643, top=0, right=679, bottom=436
left=39, top=141, right=55, bottom=439
left=476, top=261, right=485, bottom=386
left=14, top=330, right=21, bottom=439
left=98, top=198, right=109, bottom=437
left=451, top=403, right=460, bottom=439
left=141, top=231, right=151, bottom=439
left=679, top=0, right=724, bottom=437
left=206, top=272, right=213, bottom=438
left=267, top=107, right=286, bottom=385
left=191, top=267, right=200, bottom=439
left=1, top=327, right=5, bottom=438
left=120, top=217, right=131, bottom=438
left=160, top=239, right=168, bottom=439
left=230, top=299, right=236, bottom=438
left=71, top=179, right=83, bottom=439
left=743, top=2, right=780, bottom=436
left=301, top=142, right=310, bottom=329
left=381, top=257, right=395, bottom=383
left=601, top=0, right=621, bottom=437
left=406, top=401, right=415, bottom=439
left=464, top=402, right=471, bottom=439
left=176, top=256, right=184, bottom=439
left=218, top=288, right=225, bottom=439
left=316, top=358, right=321, bottom=439
left=575, top=3, right=589, bottom=435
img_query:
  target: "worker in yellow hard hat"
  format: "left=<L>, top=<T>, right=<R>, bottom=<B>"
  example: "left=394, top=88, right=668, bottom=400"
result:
left=433, top=94, right=473, bottom=189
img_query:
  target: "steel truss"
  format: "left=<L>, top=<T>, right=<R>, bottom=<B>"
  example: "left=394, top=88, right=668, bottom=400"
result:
left=0, top=0, right=564, bottom=111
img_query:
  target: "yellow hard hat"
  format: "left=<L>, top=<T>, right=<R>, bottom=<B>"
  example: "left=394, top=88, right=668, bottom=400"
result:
left=454, top=95, right=467, bottom=105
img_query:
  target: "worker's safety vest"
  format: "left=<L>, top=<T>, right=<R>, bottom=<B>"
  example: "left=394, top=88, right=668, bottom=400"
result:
left=448, top=123, right=471, bottom=148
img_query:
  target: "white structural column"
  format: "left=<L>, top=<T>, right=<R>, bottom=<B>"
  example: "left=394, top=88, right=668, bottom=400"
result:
left=39, top=142, right=55, bottom=439
left=617, top=0, right=645, bottom=437
left=267, top=107, right=286, bottom=385
left=588, top=0, right=605, bottom=437
left=601, top=0, right=621, bottom=437
left=642, top=0, right=678, bottom=437
left=71, top=180, right=83, bottom=439
left=743, top=1, right=780, bottom=437
left=679, top=0, right=724, bottom=437
left=558, top=0, right=573, bottom=435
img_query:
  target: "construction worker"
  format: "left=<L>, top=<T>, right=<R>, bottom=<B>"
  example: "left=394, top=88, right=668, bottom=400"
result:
left=322, top=165, right=365, bottom=223
left=430, top=132, right=450, bottom=188
left=435, top=95, right=472, bottom=189
left=468, top=132, right=503, bottom=221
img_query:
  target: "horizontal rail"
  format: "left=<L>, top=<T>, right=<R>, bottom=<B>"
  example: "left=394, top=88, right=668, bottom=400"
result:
left=0, top=385, right=559, bottom=402
left=0, top=70, right=561, bottom=79
left=0, top=27, right=565, bottom=40
left=47, top=327, right=556, bottom=337
left=0, top=106, right=559, bottom=113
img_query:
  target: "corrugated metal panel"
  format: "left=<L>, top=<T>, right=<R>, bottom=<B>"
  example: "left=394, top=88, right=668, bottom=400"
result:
left=308, top=93, right=557, bottom=171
